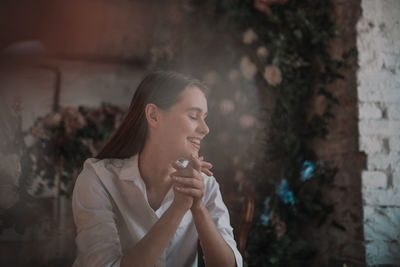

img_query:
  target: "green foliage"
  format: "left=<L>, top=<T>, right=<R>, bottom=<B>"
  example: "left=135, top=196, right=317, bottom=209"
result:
left=209, top=0, right=349, bottom=266
left=26, top=104, right=126, bottom=197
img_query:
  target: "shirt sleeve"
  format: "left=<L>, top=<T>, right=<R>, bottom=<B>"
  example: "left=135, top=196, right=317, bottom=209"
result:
left=203, top=175, right=244, bottom=267
left=72, top=159, right=122, bottom=267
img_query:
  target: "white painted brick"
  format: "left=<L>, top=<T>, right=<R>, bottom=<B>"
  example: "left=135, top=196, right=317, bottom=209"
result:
left=358, top=71, right=400, bottom=95
left=359, top=102, right=383, bottom=119
left=393, top=169, right=400, bottom=190
left=362, top=188, right=400, bottom=206
left=359, top=120, right=400, bottom=137
left=367, top=152, right=400, bottom=170
left=359, top=0, right=400, bottom=265
left=361, top=0, right=381, bottom=21
left=365, top=240, right=400, bottom=265
left=389, top=137, right=400, bottom=152
left=387, top=103, right=400, bottom=120
left=360, top=136, right=385, bottom=153
left=357, top=74, right=400, bottom=102
left=380, top=0, right=400, bottom=29
left=364, top=206, right=400, bottom=241
left=358, top=88, right=400, bottom=103
left=362, top=171, right=387, bottom=189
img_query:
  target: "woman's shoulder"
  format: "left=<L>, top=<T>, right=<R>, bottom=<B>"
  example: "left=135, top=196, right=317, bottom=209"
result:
left=201, top=172, right=221, bottom=194
left=81, top=157, right=126, bottom=174
left=76, top=157, right=126, bottom=186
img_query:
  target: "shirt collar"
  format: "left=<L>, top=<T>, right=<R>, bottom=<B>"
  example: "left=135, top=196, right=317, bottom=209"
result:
left=119, top=154, right=146, bottom=190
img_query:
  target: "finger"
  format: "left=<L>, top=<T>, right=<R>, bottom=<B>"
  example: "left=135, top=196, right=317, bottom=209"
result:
left=172, top=176, right=204, bottom=189
left=174, top=186, right=204, bottom=198
left=171, top=168, right=203, bottom=180
left=201, top=168, right=213, bottom=176
left=200, top=161, right=213, bottom=170
left=199, top=156, right=204, bottom=161
left=190, top=154, right=201, bottom=172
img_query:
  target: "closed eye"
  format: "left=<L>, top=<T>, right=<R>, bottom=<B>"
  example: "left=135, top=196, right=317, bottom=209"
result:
left=189, top=115, right=198, bottom=120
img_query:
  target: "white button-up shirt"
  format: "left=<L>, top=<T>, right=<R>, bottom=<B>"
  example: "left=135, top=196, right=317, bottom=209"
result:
left=72, top=154, right=243, bottom=267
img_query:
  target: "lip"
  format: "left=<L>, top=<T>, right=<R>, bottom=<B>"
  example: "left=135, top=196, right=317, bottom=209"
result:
left=190, top=142, right=200, bottom=150
left=187, top=137, right=201, bottom=150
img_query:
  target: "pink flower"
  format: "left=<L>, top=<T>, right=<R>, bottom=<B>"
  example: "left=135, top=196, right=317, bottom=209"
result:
left=257, top=46, right=269, bottom=59
left=243, top=28, right=258, bottom=44
left=219, top=99, right=235, bottom=115
left=239, top=115, right=256, bottom=129
left=62, top=107, right=86, bottom=136
left=204, top=71, right=219, bottom=87
left=228, top=69, right=240, bottom=82
left=275, top=221, right=287, bottom=238
left=270, top=212, right=287, bottom=238
left=44, top=112, right=62, bottom=128
left=240, top=57, right=257, bottom=80
left=254, top=0, right=288, bottom=16
left=263, top=65, right=282, bottom=86
left=31, top=126, right=47, bottom=139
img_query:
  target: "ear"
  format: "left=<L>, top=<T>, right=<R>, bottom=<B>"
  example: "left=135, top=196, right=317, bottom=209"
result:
left=145, top=103, right=159, bottom=128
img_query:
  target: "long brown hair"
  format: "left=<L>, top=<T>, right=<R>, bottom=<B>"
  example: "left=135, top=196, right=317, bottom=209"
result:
left=95, top=71, right=208, bottom=159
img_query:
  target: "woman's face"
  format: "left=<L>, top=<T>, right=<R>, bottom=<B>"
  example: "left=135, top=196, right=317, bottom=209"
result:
left=155, top=86, right=209, bottom=160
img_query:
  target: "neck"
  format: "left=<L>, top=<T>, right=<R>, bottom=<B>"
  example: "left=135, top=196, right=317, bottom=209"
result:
left=138, top=142, right=176, bottom=191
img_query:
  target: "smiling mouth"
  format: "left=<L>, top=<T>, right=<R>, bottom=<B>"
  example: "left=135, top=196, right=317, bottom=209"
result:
left=187, top=137, right=201, bottom=150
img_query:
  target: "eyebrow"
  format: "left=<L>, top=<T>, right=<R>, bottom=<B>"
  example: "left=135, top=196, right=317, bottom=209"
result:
left=186, top=107, right=208, bottom=117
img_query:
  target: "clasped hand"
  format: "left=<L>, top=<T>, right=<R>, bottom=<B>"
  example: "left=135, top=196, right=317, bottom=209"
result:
left=170, top=154, right=213, bottom=211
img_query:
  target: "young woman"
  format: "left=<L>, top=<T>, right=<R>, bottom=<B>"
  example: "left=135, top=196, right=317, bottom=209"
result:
left=72, top=71, right=243, bottom=267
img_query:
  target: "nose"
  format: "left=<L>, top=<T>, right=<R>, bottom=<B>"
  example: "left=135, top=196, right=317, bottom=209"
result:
left=198, top=118, right=210, bottom=136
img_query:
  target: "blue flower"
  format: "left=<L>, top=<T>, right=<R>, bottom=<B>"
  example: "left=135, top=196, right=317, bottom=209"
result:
left=263, top=196, right=270, bottom=213
left=300, top=160, right=315, bottom=182
left=276, top=179, right=295, bottom=205
left=260, top=213, right=270, bottom=226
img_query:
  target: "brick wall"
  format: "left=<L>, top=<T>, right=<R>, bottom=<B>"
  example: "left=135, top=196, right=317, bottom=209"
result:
left=357, top=0, right=400, bottom=265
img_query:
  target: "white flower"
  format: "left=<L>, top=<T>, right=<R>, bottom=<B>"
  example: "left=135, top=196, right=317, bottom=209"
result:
left=219, top=99, right=235, bottom=115
left=263, top=65, right=282, bottom=86
left=204, top=71, right=219, bottom=87
left=240, top=57, right=257, bottom=80
left=228, top=69, right=240, bottom=82
left=243, top=28, right=258, bottom=45
left=44, top=112, right=62, bottom=128
left=239, top=114, right=256, bottom=129
left=257, top=46, right=269, bottom=59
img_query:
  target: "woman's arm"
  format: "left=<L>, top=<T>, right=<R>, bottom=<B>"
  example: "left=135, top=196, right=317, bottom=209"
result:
left=191, top=203, right=237, bottom=267
left=120, top=188, right=192, bottom=267
left=73, top=159, right=193, bottom=267
left=171, top=155, right=241, bottom=267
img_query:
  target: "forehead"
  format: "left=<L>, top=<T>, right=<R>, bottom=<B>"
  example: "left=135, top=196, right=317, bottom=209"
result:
left=174, top=86, right=208, bottom=111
